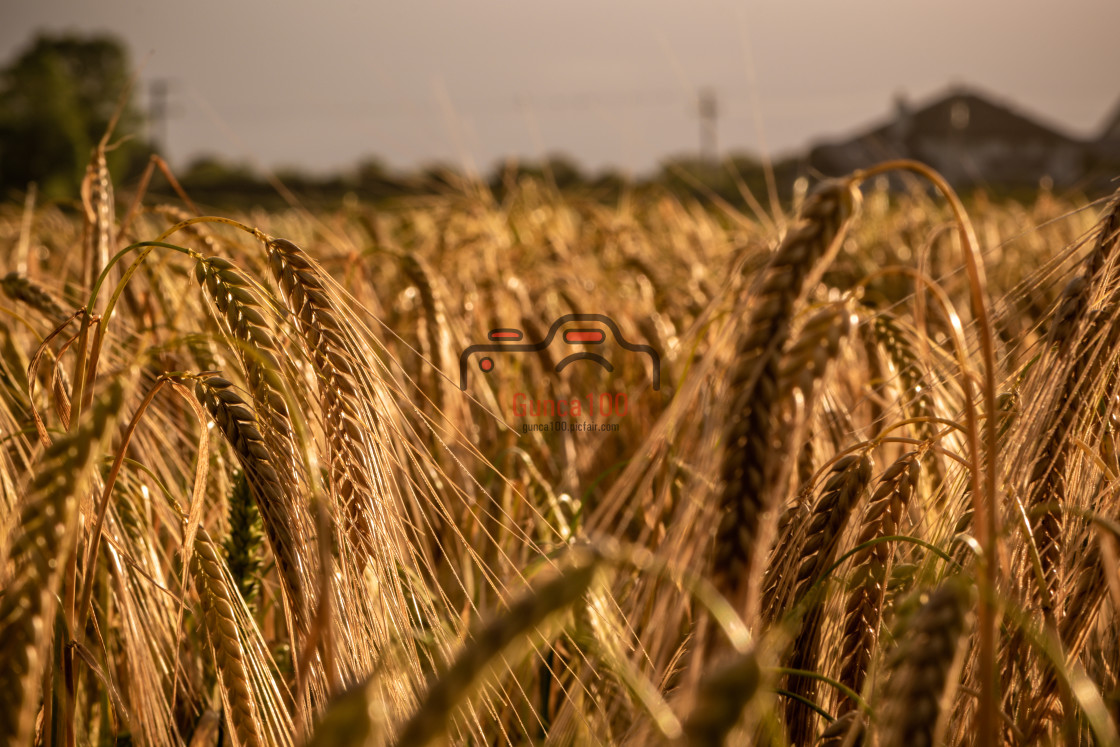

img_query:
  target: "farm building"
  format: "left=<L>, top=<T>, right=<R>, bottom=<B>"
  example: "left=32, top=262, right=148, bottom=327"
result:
left=809, top=86, right=1093, bottom=190
left=1094, top=97, right=1120, bottom=165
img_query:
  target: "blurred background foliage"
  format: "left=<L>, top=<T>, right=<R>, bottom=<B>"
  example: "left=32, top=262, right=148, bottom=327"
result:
left=0, top=33, right=151, bottom=201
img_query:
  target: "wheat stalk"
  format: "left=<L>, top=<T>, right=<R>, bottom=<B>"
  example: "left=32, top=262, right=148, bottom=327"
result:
left=79, top=137, right=115, bottom=314
left=194, top=255, right=300, bottom=467
left=1085, top=191, right=1120, bottom=286
left=869, top=313, right=939, bottom=442
left=779, top=303, right=853, bottom=405
left=399, top=251, right=450, bottom=387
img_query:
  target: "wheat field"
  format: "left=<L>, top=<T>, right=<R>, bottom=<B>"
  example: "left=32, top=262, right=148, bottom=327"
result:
left=0, top=152, right=1118, bottom=746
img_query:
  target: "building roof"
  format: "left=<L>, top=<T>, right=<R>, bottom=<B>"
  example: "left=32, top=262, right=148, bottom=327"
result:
left=806, top=85, right=1093, bottom=188
left=863, top=85, right=1080, bottom=146
left=1100, top=96, right=1120, bottom=142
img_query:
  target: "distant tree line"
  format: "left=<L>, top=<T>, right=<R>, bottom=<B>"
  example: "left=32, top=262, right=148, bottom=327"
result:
left=155, top=151, right=808, bottom=212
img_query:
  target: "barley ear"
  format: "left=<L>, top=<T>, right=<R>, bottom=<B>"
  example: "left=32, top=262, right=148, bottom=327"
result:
left=679, top=649, right=762, bottom=747
left=392, top=548, right=601, bottom=747
left=0, top=381, right=123, bottom=747
left=1, top=271, right=68, bottom=323
left=785, top=452, right=873, bottom=745
left=839, top=451, right=921, bottom=701
left=265, top=237, right=382, bottom=565
left=191, top=527, right=268, bottom=747
left=714, top=179, right=861, bottom=613
left=878, top=579, right=971, bottom=747
left=195, top=376, right=310, bottom=632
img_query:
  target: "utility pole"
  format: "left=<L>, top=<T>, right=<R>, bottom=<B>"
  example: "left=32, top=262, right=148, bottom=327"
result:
left=148, top=79, right=170, bottom=155
left=698, top=88, right=718, bottom=163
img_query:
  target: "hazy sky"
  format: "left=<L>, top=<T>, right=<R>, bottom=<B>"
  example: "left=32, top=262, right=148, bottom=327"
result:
left=4, top=0, right=1119, bottom=177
